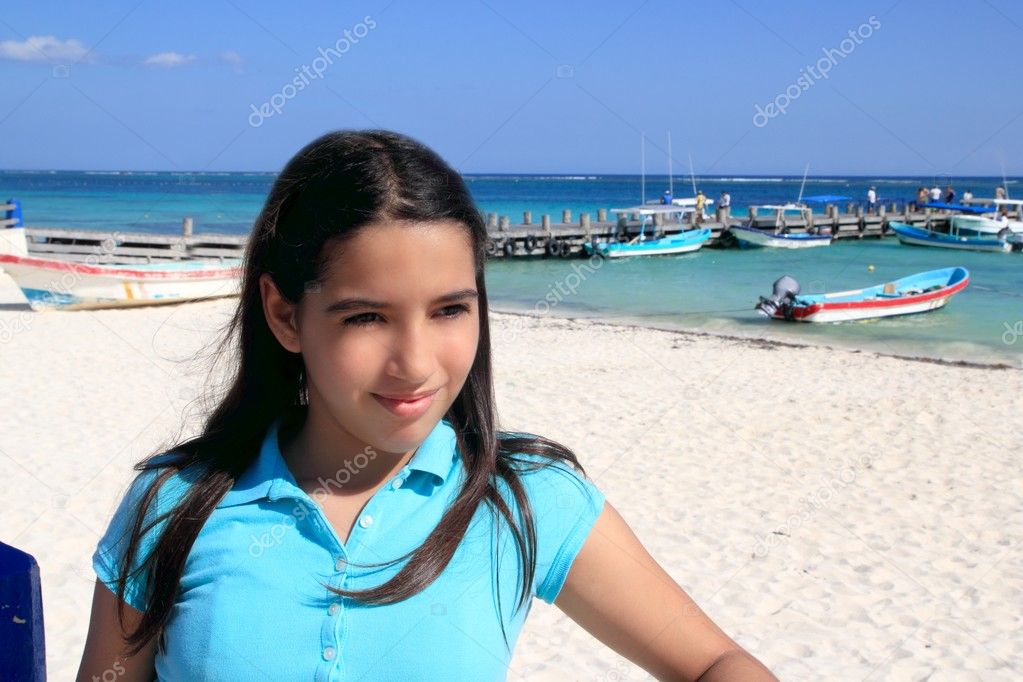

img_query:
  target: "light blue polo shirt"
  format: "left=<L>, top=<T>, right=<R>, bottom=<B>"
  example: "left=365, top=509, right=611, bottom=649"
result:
left=92, top=416, right=606, bottom=681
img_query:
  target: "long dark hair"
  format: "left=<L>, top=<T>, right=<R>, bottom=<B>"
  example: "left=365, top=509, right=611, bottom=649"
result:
left=113, top=130, right=589, bottom=656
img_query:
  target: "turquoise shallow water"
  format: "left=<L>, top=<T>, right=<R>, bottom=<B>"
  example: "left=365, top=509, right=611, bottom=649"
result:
left=2, top=171, right=1021, bottom=365
left=485, top=239, right=1023, bottom=366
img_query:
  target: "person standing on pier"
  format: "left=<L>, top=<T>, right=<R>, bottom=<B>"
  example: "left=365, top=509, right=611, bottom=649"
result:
left=866, top=186, right=877, bottom=215
left=996, top=185, right=1007, bottom=201
left=661, top=189, right=673, bottom=205
left=945, top=185, right=955, bottom=204
left=718, top=191, right=731, bottom=222
left=930, top=185, right=941, bottom=202
left=915, top=186, right=929, bottom=209
left=695, top=190, right=706, bottom=223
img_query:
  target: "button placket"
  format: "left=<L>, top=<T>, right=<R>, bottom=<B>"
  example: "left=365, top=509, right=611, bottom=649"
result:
left=319, top=591, right=343, bottom=679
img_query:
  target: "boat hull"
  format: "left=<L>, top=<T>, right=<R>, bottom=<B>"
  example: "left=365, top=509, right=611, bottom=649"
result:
left=891, top=223, right=1011, bottom=253
left=770, top=266, right=969, bottom=323
left=586, top=228, right=710, bottom=258
left=0, top=254, right=242, bottom=310
left=784, top=295, right=955, bottom=322
left=729, top=226, right=832, bottom=249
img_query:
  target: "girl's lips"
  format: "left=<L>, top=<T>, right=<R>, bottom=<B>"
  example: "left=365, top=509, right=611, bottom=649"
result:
left=371, top=390, right=437, bottom=418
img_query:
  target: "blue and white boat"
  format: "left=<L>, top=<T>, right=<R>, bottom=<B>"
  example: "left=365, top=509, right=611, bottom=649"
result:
left=585, top=206, right=710, bottom=258
left=729, top=219, right=833, bottom=249
left=890, top=221, right=1013, bottom=253
left=949, top=199, right=1023, bottom=237
left=756, top=267, right=970, bottom=323
left=0, top=210, right=241, bottom=310
left=728, top=167, right=849, bottom=249
left=729, top=195, right=850, bottom=249
left=586, top=133, right=711, bottom=258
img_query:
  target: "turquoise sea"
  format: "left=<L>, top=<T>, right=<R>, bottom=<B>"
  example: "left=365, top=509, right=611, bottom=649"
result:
left=2, top=171, right=1021, bottom=365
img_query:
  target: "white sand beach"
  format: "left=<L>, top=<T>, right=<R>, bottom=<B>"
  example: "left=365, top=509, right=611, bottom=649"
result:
left=1, top=274, right=1020, bottom=681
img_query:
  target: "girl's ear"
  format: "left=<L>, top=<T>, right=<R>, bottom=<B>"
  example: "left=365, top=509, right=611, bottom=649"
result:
left=259, top=273, right=302, bottom=354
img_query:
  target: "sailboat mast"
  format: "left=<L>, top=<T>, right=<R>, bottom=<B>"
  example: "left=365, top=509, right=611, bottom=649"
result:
left=688, top=153, right=697, bottom=197
left=641, top=132, right=646, bottom=204
left=797, top=163, right=810, bottom=203
left=667, top=131, right=673, bottom=196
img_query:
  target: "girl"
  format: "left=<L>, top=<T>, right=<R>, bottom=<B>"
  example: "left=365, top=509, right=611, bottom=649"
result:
left=77, top=130, right=776, bottom=681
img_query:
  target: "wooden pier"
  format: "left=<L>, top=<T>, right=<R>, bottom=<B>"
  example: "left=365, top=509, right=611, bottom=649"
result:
left=479, top=199, right=1023, bottom=258
left=6, top=199, right=1020, bottom=263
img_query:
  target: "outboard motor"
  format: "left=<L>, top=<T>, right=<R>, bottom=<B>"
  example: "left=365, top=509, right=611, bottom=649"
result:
left=756, top=275, right=800, bottom=318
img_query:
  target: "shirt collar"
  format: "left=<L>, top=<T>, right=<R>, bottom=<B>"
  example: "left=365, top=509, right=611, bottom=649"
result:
left=215, top=416, right=459, bottom=508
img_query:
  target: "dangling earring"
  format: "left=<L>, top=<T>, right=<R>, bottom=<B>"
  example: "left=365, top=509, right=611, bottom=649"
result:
left=297, top=367, right=309, bottom=406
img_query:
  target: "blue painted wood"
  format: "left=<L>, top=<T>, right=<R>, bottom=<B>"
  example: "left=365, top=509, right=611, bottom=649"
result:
left=5, top=198, right=23, bottom=227
left=0, top=541, right=46, bottom=681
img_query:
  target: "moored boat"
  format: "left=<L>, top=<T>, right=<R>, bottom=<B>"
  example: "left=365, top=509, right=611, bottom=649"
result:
left=949, top=215, right=1016, bottom=237
left=586, top=134, right=712, bottom=258
left=728, top=222, right=832, bottom=249
left=755, top=267, right=969, bottom=323
left=0, top=253, right=242, bottom=310
left=0, top=209, right=242, bottom=310
left=584, top=206, right=710, bottom=258
left=890, top=222, right=1012, bottom=253
left=727, top=181, right=848, bottom=249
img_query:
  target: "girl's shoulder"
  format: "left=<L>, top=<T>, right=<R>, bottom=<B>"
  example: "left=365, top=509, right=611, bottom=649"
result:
left=92, top=452, right=206, bottom=609
left=493, top=441, right=607, bottom=603
left=117, top=452, right=205, bottom=518
left=504, top=449, right=603, bottom=514
left=496, top=436, right=595, bottom=486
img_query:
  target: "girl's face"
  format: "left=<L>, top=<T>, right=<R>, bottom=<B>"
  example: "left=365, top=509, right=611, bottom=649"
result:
left=261, top=220, right=480, bottom=457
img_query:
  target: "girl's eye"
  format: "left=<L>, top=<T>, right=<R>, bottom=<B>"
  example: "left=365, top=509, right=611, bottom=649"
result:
left=438, top=304, right=471, bottom=319
left=342, top=312, right=381, bottom=326
left=342, top=305, right=470, bottom=327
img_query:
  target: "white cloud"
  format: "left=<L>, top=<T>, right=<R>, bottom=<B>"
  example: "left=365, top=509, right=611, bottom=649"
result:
left=0, top=35, right=90, bottom=63
left=219, top=50, right=244, bottom=72
left=143, top=52, right=198, bottom=68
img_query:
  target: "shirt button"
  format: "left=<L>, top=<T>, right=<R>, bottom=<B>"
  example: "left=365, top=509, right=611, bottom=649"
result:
left=328, top=602, right=340, bottom=616
left=323, top=646, right=336, bottom=661
left=359, top=515, right=373, bottom=528
left=391, top=477, right=404, bottom=490
left=335, top=556, right=347, bottom=572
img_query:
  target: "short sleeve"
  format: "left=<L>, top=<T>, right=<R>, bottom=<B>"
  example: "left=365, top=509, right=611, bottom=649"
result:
left=92, top=464, right=184, bottom=611
left=520, top=459, right=606, bottom=604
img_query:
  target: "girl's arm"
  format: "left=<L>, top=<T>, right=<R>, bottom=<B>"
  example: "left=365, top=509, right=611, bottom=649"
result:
left=76, top=580, right=157, bottom=682
left=555, top=501, right=778, bottom=682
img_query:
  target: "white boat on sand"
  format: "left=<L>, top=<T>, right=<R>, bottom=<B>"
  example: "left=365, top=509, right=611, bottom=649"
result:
left=1, top=221, right=241, bottom=311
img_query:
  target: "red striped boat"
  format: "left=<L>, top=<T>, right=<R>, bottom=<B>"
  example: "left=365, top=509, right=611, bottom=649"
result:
left=0, top=248, right=241, bottom=311
left=756, top=267, right=969, bottom=323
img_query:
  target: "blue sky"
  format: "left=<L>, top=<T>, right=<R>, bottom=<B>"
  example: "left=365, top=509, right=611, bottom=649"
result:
left=1, top=0, right=1021, bottom=175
